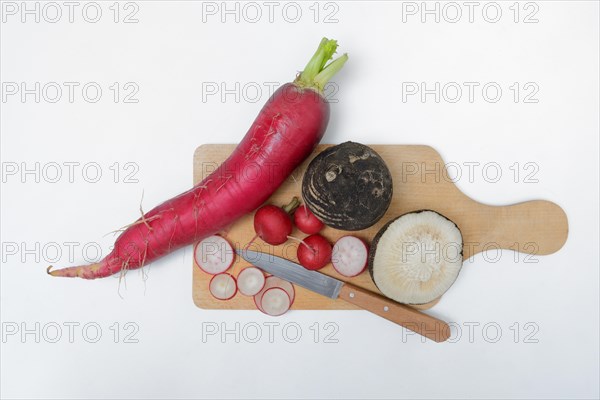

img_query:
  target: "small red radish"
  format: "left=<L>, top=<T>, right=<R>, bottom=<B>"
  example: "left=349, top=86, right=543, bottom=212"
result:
left=254, top=276, right=296, bottom=312
left=253, top=202, right=295, bottom=245
left=294, top=205, right=324, bottom=234
left=332, top=236, right=369, bottom=277
left=297, top=234, right=332, bottom=270
left=260, top=287, right=291, bottom=316
left=209, top=273, right=237, bottom=300
left=194, top=235, right=234, bottom=275
left=237, top=267, right=266, bottom=296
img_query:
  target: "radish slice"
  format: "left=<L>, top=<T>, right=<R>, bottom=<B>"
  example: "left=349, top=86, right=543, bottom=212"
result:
left=253, top=276, right=296, bottom=312
left=265, top=277, right=295, bottom=304
left=209, top=273, right=237, bottom=300
left=194, top=235, right=234, bottom=275
left=237, top=267, right=266, bottom=296
left=332, top=236, right=369, bottom=277
left=260, top=287, right=291, bottom=316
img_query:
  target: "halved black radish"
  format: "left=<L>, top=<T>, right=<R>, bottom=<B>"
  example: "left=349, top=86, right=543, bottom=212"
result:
left=260, top=287, right=291, bottom=316
left=302, top=142, right=393, bottom=230
left=237, top=267, right=266, bottom=296
left=332, top=236, right=369, bottom=277
left=254, top=276, right=296, bottom=313
left=209, top=273, right=237, bottom=300
left=368, top=210, right=463, bottom=305
left=194, top=235, right=234, bottom=275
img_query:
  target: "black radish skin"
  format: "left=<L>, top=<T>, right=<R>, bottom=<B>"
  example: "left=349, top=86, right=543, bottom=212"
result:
left=302, top=142, right=393, bottom=230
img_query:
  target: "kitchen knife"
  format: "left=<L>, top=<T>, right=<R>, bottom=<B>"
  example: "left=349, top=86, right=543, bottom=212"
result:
left=237, top=249, right=451, bottom=343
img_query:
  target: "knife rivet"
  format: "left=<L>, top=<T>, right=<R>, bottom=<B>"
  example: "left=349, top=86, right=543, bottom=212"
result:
left=349, top=292, right=355, bottom=298
left=383, top=306, right=389, bottom=312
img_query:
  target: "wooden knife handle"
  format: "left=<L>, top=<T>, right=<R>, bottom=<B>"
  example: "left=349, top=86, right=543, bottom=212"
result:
left=338, top=283, right=451, bottom=342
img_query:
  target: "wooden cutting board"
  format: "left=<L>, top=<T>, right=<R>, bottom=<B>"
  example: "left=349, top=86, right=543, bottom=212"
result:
left=192, top=144, right=568, bottom=310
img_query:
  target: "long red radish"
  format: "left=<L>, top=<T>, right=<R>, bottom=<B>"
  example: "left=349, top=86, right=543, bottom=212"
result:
left=47, top=38, right=348, bottom=279
left=209, top=273, right=237, bottom=300
left=332, top=236, right=369, bottom=277
left=237, top=267, right=265, bottom=296
left=297, top=234, right=332, bottom=270
left=194, top=235, right=234, bottom=275
left=260, top=288, right=291, bottom=316
left=294, top=205, right=324, bottom=234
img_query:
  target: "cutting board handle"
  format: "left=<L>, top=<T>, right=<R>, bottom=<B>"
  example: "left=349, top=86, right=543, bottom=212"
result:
left=470, top=200, right=568, bottom=258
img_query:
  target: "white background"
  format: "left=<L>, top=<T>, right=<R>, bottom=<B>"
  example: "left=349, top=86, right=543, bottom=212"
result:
left=1, top=1, right=599, bottom=399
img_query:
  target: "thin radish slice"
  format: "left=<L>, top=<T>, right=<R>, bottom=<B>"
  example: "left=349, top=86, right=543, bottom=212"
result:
left=194, top=235, right=234, bottom=275
left=209, top=273, right=237, bottom=300
left=253, top=275, right=296, bottom=311
left=266, top=277, right=295, bottom=305
left=332, top=236, right=369, bottom=277
left=260, top=287, right=291, bottom=316
left=237, top=267, right=266, bottom=296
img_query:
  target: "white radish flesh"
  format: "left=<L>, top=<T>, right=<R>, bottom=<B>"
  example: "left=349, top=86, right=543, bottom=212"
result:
left=209, top=273, right=237, bottom=300
left=332, top=236, right=369, bottom=277
left=260, top=288, right=291, bottom=316
left=194, top=235, right=234, bottom=275
left=237, top=267, right=266, bottom=296
left=369, top=210, right=463, bottom=304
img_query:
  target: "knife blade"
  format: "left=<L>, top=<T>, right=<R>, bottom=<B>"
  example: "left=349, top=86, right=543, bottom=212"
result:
left=236, top=249, right=451, bottom=342
left=237, top=249, right=344, bottom=299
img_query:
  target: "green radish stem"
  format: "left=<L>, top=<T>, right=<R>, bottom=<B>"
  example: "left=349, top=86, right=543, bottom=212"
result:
left=314, top=55, right=349, bottom=90
left=295, top=38, right=348, bottom=92
left=282, top=197, right=301, bottom=214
